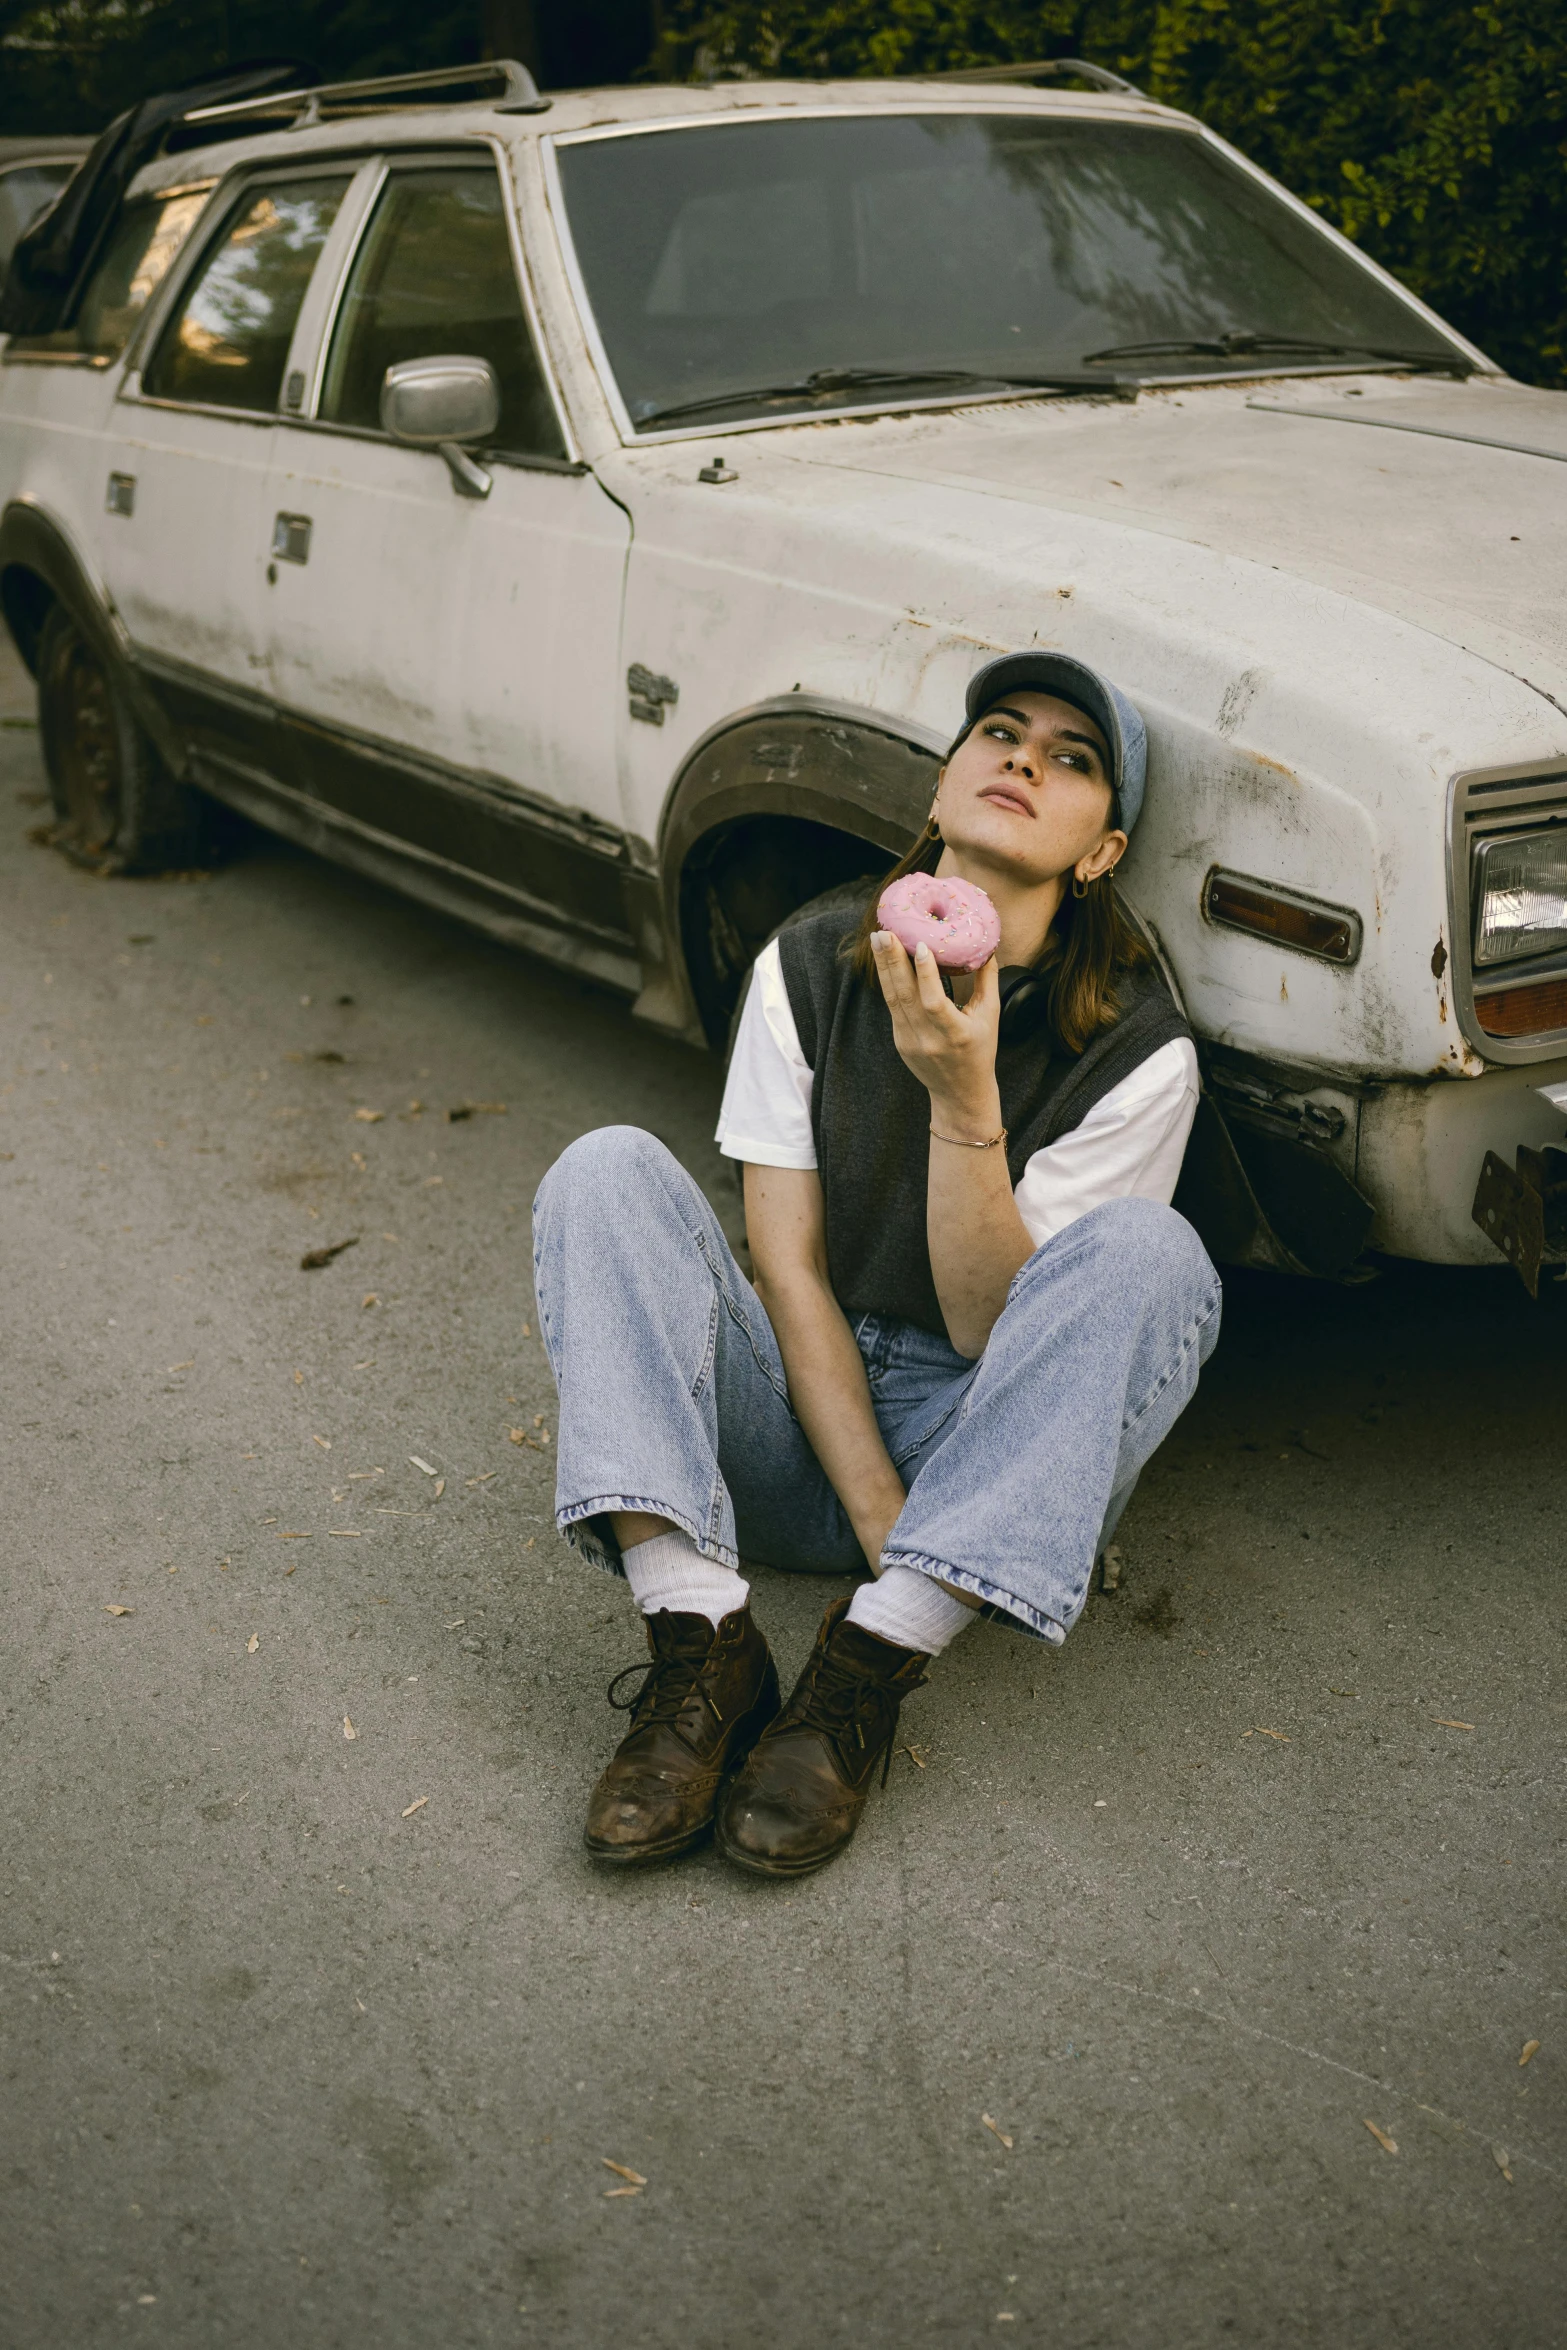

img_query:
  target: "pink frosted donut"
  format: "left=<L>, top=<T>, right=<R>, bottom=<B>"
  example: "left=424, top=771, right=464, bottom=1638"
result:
left=877, top=872, right=1001, bottom=971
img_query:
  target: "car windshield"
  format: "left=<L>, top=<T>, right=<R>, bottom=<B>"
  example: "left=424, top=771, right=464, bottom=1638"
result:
left=556, top=113, right=1468, bottom=431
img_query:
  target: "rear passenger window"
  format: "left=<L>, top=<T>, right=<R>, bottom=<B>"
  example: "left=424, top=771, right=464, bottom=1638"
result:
left=6, top=187, right=209, bottom=364
left=143, top=175, right=350, bottom=412
left=318, top=163, right=565, bottom=460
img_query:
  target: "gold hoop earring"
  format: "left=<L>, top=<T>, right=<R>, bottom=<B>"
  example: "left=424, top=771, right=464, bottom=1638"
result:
left=929, top=808, right=942, bottom=840
left=1071, top=872, right=1090, bottom=899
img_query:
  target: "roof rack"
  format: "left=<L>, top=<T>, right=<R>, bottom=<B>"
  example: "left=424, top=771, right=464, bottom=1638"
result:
left=181, top=57, right=548, bottom=133
left=921, top=58, right=1142, bottom=97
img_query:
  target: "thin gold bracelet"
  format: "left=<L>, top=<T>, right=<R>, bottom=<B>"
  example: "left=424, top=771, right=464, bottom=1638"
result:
left=929, top=1124, right=1008, bottom=1149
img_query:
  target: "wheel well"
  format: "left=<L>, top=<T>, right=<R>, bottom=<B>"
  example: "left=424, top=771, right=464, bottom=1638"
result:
left=680, top=814, right=893, bottom=1048
left=0, top=564, right=54, bottom=675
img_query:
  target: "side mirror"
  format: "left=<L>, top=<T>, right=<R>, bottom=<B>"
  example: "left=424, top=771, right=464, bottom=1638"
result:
left=380, top=355, right=500, bottom=499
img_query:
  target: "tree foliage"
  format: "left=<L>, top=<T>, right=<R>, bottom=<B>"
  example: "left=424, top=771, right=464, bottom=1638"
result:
left=3, top=1, right=1562, bottom=383
left=655, top=2, right=1567, bottom=385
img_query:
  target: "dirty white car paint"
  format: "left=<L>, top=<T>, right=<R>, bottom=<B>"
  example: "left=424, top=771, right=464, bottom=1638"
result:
left=2, top=74, right=1564, bottom=1278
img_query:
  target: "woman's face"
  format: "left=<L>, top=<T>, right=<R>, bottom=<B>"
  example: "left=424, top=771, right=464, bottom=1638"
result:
left=934, top=690, right=1126, bottom=890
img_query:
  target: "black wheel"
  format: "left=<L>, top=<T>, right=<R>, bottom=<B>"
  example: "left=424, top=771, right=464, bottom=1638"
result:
left=36, top=603, right=228, bottom=871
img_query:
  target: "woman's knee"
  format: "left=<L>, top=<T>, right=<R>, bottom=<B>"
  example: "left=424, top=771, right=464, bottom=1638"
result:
left=1039, top=1196, right=1218, bottom=1308
left=533, top=1124, right=677, bottom=1225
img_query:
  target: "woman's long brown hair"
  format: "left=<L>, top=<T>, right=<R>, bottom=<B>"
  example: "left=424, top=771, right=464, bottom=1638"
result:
left=846, top=730, right=1149, bottom=1057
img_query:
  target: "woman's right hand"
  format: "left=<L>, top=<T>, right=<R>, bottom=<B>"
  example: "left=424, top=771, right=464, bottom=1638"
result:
left=870, top=931, right=1004, bottom=1139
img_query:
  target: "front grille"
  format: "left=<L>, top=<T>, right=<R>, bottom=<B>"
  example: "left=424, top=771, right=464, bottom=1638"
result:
left=1449, top=762, right=1567, bottom=1062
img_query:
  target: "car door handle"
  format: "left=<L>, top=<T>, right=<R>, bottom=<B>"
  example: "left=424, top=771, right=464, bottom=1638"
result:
left=106, top=472, right=136, bottom=517
left=271, top=512, right=312, bottom=564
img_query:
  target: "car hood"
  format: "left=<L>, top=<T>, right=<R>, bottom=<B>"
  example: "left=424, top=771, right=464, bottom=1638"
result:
left=763, top=373, right=1567, bottom=694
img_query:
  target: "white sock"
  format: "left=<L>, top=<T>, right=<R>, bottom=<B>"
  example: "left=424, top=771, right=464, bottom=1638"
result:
left=621, top=1530, right=750, bottom=1629
left=846, top=1564, right=975, bottom=1655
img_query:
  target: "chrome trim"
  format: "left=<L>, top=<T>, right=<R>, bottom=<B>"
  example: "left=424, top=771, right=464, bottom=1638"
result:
left=294, top=156, right=387, bottom=416
left=190, top=751, right=640, bottom=997
left=133, top=641, right=642, bottom=867
left=486, top=132, right=580, bottom=467
left=1, top=348, right=112, bottom=370
left=540, top=104, right=1485, bottom=448
left=1446, top=758, right=1567, bottom=1062
left=1248, top=400, right=1563, bottom=465
left=182, top=57, right=548, bottom=130
left=250, top=407, right=588, bottom=472
left=539, top=134, right=637, bottom=443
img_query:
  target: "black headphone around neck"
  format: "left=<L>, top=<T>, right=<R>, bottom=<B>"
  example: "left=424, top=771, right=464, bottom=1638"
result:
left=996, top=965, right=1054, bottom=1045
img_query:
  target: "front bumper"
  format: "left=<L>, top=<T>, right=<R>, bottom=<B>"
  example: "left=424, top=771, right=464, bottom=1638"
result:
left=1356, top=1057, right=1567, bottom=1265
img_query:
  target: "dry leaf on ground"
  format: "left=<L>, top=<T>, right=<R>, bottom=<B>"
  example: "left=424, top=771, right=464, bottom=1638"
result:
left=604, top=2185, right=642, bottom=2198
left=329, top=1530, right=362, bottom=1539
left=409, top=1456, right=437, bottom=1476
left=313, top=1434, right=332, bottom=1450
left=602, top=2159, right=647, bottom=2185
left=1363, top=2120, right=1398, bottom=2155
left=1242, top=1727, right=1290, bottom=1742
left=167, top=1358, right=194, bottom=1373
left=362, top=1294, right=379, bottom=1309
left=1434, top=1718, right=1475, bottom=1731
left=246, top=1633, right=259, bottom=1654
left=104, top=1604, right=133, bottom=1617
left=1520, top=2040, right=1540, bottom=2067
left=343, top=1716, right=357, bottom=1740
left=981, top=2114, right=1014, bottom=2151
left=1492, top=2143, right=1514, bottom=2181
left=433, top=1478, right=446, bottom=1499
left=401, top=1797, right=428, bottom=1818
left=300, top=1238, right=358, bottom=1271
left=353, top=1108, right=384, bottom=1124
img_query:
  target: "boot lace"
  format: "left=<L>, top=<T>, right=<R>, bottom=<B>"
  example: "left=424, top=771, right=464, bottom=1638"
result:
left=779, top=1641, right=912, bottom=1788
left=605, top=1644, right=725, bottom=1736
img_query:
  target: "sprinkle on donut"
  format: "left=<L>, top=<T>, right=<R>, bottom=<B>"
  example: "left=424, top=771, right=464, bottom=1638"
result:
left=877, top=873, right=1001, bottom=971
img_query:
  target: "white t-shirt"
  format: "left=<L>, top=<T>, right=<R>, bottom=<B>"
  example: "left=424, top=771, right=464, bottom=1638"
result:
left=715, top=937, right=1200, bottom=1251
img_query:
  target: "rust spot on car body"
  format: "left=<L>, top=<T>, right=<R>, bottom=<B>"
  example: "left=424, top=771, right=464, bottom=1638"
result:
left=1431, top=936, right=1448, bottom=979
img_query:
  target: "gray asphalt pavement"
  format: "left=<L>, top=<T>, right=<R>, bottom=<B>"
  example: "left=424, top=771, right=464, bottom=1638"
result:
left=2, top=636, right=1563, bottom=2349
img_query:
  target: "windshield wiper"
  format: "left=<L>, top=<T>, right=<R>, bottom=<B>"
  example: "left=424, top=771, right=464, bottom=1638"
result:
left=1080, top=331, right=1473, bottom=375
left=635, top=365, right=1134, bottom=428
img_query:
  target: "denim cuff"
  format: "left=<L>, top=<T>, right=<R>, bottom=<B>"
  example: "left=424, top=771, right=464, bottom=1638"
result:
left=879, top=1545, right=1069, bottom=1646
left=557, top=1497, right=741, bottom=1578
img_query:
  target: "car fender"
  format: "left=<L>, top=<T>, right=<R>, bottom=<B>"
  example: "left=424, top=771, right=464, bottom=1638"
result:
left=0, top=495, right=183, bottom=772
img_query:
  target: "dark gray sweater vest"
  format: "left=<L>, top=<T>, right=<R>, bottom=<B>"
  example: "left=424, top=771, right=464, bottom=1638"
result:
left=776, top=898, right=1192, bottom=1337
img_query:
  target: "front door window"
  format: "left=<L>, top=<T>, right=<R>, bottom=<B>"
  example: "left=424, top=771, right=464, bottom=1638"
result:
left=318, top=163, right=565, bottom=460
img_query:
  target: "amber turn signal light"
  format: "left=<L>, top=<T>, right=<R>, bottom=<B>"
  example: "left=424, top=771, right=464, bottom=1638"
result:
left=1475, top=976, right=1567, bottom=1037
left=1202, top=868, right=1362, bottom=964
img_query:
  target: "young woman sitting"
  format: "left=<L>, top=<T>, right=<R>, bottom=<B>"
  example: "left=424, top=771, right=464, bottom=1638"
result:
left=532, top=650, right=1220, bottom=1877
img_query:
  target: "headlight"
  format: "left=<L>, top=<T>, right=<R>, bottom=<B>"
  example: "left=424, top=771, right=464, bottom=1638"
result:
left=1472, top=827, right=1567, bottom=966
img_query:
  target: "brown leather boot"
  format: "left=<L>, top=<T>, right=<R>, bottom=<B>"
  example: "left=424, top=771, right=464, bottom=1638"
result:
left=583, top=1606, right=780, bottom=1866
left=716, top=1597, right=929, bottom=1878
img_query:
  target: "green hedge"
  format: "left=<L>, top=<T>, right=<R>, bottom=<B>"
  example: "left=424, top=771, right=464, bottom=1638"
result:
left=5, top=1, right=1561, bottom=381
left=657, top=1, right=1567, bottom=386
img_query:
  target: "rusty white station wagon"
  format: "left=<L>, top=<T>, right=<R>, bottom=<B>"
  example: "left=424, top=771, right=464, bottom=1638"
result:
left=2, top=59, right=1565, bottom=1288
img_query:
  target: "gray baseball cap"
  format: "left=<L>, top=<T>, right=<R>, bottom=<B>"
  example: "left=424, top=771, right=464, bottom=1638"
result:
left=964, top=651, right=1148, bottom=831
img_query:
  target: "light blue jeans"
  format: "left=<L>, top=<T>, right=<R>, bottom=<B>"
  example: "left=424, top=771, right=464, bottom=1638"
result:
left=531, top=1127, right=1221, bottom=1645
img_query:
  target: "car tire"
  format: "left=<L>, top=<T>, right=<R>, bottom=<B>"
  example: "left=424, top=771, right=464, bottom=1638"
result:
left=36, top=602, right=228, bottom=871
